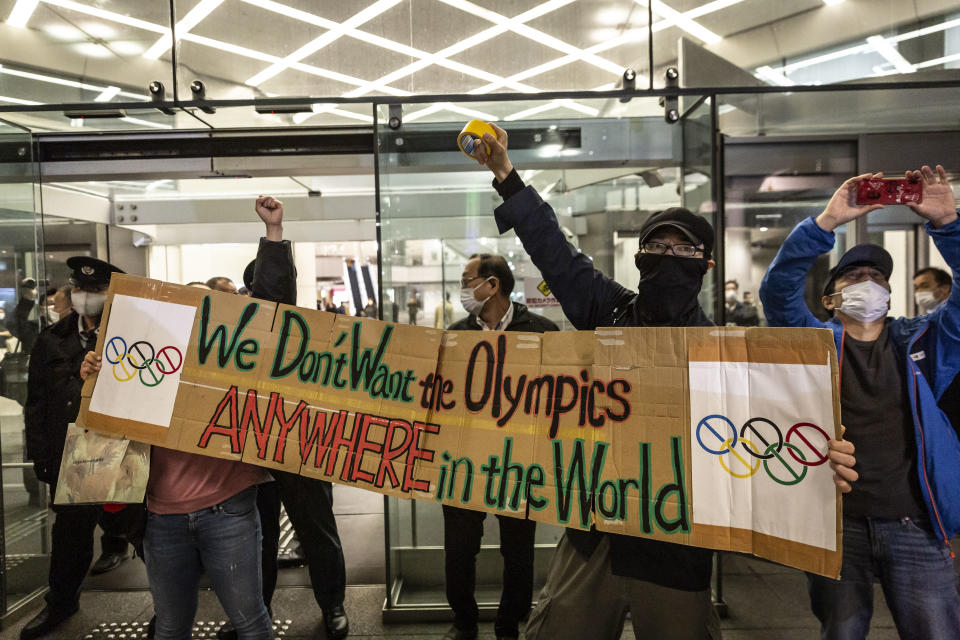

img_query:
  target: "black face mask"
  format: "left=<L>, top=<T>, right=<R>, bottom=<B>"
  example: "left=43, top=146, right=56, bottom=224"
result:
left=635, top=253, right=709, bottom=324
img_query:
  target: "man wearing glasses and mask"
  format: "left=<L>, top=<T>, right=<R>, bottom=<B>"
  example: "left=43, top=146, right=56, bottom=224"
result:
left=467, top=123, right=858, bottom=640
left=442, top=253, right=558, bottom=640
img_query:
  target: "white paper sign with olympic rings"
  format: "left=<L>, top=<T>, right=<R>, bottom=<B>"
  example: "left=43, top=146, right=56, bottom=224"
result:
left=88, top=294, right=197, bottom=428
left=689, top=361, right=837, bottom=551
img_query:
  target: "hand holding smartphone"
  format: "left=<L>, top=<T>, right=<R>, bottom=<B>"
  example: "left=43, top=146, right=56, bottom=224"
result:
left=855, top=177, right=923, bottom=205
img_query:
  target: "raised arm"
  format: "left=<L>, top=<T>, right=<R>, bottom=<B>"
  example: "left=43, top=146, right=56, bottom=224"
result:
left=908, top=165, right=960, bottom=397
left=251, top=196, right=297, bottom=306
left=760, top=173, right=883, bottom=329
left=472, top=124, right=632, bottom=330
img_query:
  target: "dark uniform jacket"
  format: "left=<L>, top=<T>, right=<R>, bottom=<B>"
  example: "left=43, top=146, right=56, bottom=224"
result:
left=251, top=238, right=297, bottom=305
left=447, top=301, right=559, bottom=334
left=492, top=173, right=714, bottom=592
left=24, top=312, right=90, bottom=483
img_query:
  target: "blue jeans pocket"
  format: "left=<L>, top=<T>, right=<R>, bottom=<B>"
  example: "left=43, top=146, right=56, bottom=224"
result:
left=219, top=486, right=257, bottom=516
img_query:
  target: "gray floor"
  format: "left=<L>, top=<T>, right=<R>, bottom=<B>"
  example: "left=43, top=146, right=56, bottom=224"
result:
left=0, top=483, right=930, bottom=639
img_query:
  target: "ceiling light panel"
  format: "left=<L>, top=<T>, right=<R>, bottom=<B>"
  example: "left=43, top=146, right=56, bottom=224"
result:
left=143, top=0, right=225, bottom=60
left=1, top=0, right=956, bottom=119
left=245, top=0, right=402, bottom=86
left=6, top=0, right=41, bottom=27
left=866, top=35, right=915, bottom=74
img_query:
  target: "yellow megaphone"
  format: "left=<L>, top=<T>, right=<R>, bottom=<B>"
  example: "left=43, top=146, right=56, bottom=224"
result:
left=457, top=120, right=497, bottom=158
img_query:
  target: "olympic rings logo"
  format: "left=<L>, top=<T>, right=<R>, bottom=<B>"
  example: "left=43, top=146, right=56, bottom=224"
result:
left=104, top=336, right=183, bottom=388
left=695, top=414, right=830, bottom=485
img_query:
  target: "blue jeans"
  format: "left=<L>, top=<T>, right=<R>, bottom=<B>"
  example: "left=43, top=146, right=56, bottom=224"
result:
left=807, top=515, right=960, bottom=640
left=144, top=486, right=273, bottom=640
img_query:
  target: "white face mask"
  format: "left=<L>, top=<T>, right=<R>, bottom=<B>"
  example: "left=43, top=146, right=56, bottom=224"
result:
left=460, top=277, right=492, bottom=315
left=914, top=290, right=943, bottom=315
left=46, top=308, right=60, bottom=323
left=725, top=290, right=737, bottom=303
left=72, top=291, right=106, bottom=318
left=837, top=280, right=889, bottom=323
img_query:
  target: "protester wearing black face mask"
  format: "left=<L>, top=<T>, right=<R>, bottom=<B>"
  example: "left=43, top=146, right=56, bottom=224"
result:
left=474, top=132, right=716, bottom=640
left=470, top=124, right=857, bottom=640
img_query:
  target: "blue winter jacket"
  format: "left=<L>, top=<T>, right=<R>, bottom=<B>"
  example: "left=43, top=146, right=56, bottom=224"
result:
left=760, top=215, right=960, bottom=547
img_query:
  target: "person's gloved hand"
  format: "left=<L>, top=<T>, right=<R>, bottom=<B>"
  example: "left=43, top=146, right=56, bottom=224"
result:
left=32, top=459, right=53, bottom=484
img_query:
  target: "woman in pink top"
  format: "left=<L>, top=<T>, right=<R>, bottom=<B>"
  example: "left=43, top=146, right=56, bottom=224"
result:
left=82, top=325, right=273, bottom=640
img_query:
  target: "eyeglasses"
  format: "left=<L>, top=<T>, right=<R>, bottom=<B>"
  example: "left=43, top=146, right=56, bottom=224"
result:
left=640, top=241, right=701, bottom=258
left=461, top=275, right=483, bottom=288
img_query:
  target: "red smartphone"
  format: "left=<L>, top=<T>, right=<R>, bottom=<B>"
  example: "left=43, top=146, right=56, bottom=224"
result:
left=856, top=178, right=922, bottom=205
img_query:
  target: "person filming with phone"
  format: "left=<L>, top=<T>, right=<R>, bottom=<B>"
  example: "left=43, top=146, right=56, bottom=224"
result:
left=760, top=165, right=960, bottom=639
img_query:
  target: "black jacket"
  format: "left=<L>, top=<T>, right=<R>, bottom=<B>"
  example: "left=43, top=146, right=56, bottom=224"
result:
left=726, top=301, right=760, bottom=326
left=447, top=301, right=559, bottom=333
left=493, top=175, right=713, bottom=592
left=251, top=238, right=297, bottom=306
left=24, top=312, right=89, bottom=482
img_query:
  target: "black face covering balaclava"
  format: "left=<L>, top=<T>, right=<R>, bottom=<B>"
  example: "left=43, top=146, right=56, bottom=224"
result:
left=635, top=253, right=709, bottom=324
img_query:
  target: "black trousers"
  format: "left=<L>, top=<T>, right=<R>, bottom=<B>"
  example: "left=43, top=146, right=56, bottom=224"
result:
left=256, top=480, right=282, bottom=609
left=259, top=472, right=346, bottom=609
left=442, top=505, right=537, bottom=637
left=46, top=495, right=142, bottom=612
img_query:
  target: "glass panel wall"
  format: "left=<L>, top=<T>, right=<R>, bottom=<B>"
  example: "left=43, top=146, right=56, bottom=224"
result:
left=0, top=119, right=49, bottom=616
left=376, top=96, right=703, bottom=614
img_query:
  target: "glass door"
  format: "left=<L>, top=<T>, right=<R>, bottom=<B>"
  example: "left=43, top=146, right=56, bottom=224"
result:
left=0, top=118, right=50, bottom=618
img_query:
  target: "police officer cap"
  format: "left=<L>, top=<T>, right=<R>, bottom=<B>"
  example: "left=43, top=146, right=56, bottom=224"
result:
left=66, top=256, right=124, bottom=289
left=638, top=207, right=715, bottom=259
left=823, top=244, right=892, bottom=295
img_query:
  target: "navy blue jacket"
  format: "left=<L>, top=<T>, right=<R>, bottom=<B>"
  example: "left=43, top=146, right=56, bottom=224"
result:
left=494, top=184, right=713, bottom=591
left=760, top=215, right=960, bottom=547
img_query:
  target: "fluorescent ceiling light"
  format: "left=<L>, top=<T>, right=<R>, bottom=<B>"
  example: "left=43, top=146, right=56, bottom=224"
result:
left=475, top=0, right=740, bottom=94
left=438, top=0, right=623, bottom=76
left=42, top=0, right=168, bottom=34
left=636, top=0, right=722, bottom=45
left=683, top=0, right=745, bottom=19
left=402, top=103, right=447, bottom=123
left=242, top=0, right=530, bottom=94
left=343, top=0, right=570, bottom=97
left=915, top=51, right=960, bottom=69
left=822, top=0, right=845, bottom=5
left=755, top=65, right=795, bottom=86
left=781, top=44, right=870, bottom=73
left=867, top=35, right=915, bottom=74
left=504, top=99, right=597, bottom=121
left=0, top=64, right=148, bottom=101
left=94, top=86, right=120, bottom=102
left=438, top=102, right=498, bottom=122
left=781, top=17, right=960, bottom=76
left=144, top=0, right=225, bottom=60
left=246, top=0, right=401, bottom=86
left=889, top=16, right=960, bottom=44
left=6, top=0, right=40, bottom=27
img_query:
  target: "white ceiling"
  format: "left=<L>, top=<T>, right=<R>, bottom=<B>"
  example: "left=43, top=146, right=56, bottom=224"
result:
left=0, top=0, right=959, bottom=131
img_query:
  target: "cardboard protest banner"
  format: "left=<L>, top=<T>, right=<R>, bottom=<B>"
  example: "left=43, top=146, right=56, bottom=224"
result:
left=79, top=274, right=842, bottom=578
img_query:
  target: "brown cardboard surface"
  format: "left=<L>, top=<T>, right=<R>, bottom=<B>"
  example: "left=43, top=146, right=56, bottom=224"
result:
left=78, top=275, right=842, bottom=577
